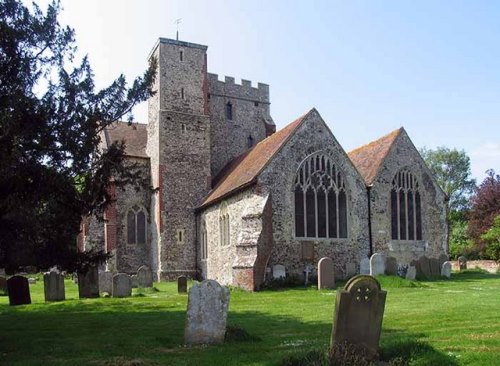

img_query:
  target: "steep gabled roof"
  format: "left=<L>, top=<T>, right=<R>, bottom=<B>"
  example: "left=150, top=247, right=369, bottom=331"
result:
left=348, top=128, right=403, bottom=185
left=104, top=122, right=148, bottom=158
left=200, top=110, right=314, bottom=208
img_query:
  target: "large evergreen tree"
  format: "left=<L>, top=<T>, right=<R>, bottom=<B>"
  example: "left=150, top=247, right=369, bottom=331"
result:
left=0, top=0, right=156, bottom=272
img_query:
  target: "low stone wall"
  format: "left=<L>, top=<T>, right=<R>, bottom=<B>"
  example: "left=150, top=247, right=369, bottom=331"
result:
left=451, top=260, right=499, bottom=273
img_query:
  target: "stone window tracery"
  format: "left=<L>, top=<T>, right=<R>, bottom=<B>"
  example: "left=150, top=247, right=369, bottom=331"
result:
left=391, top=170, right=422, bottom=241
left=127, top=205, right=146, bottom=244
left=219, top=202, right=230, bottom=246
left=294, top=153, right=348, bottom=239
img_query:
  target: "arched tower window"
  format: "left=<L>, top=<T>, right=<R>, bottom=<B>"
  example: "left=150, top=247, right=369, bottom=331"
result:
left=200, top=220, right=208, bottom=259
left=127, top=206, right=147, bottom=244
left=391, top=170, right=422, bottom=241
left=247, top=135, right=254, bottom=148
left=225, top=102, right=233, bottom=120
left=294, top=153, right=348, bottom=239
left=219, top=202, right=230, bottom=246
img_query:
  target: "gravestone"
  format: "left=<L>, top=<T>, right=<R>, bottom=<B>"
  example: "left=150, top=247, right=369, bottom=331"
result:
left=458, top=256, right=467, bottom=270
left=184, top=280, right=230, bottom=345
left=406, top=266, right=417, bottom=280
left=370, top=253, right=385, bottom=276
left=273, top=264, right=286, bottom=279
left=360, top=258, right=370, bottom=275
left=438, top=254, right=449, bottom=269
left=78, top=267, right=99, bottom=298
left=137, top=266, right=153, bottom=288
left=318, top=257, right=335, bottom=289
left=441, top=261, right=452, bottom=278
left=331, top=275, right=387, bottom=361
left=429, top=258, right=440, bottom=276
left=178, top=275, right=187, bottom=293
left=417, top=256, right=431, bottom=279
left=7, top=275, right=31, bottom=306
left=0, top=276, right=7, bottom=293
left=112, top=273, right=132, bottom=298
left=346, top=262, right=357, bottom=278
left=99, top=271, right=113, bottom=294
left=385, top=257, right=398, bottom=275
left=130, top=274, right=138, bottom=288
left=43, top=271, right=65, bottom=302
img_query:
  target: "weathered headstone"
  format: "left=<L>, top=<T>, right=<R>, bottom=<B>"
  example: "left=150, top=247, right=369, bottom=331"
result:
left=130, top=274, right=138, bottom=288
left=370, top=253, right=385, bottom=276
left=429, top=258, right=440, bottom=276
left=98, top=271, right=113, bottom=294
left=438, top=254, right=449, bottom=269
left=458, top=256, right=467, bottom=271
left=112, top=273, right=132, bottom=298
left=318, top=257, right=335, bottom=289
left=78, top=267, right=99, bottom=298
left=331, top=275, right=387, bottom=360
left=7, top=275, right=31, bottom=306
left=178, top=275, right=187, bottom=293
left=184, top=280, right=230, bottom=345
left=441, top=261, right=452, bottom=278
left=360, top=258, right=370, bottom=275
left=417, top=256, right=431, bottom=279
left=273, top=264, right=286, bottom=279
left=385, top=257, right=398, bottom=276
left=137, top=266, right=153, bottom=288
left=0, top=276, right=7, bottom=293
left=43, top=271, right=65, bottom=302
left=405, top=266, right=417, bottom=280
left=346, top=262, right=357, bottom=278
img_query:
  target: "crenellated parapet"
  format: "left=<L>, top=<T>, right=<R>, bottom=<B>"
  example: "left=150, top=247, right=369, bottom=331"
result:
left=208, top=73, right=270, bottom=104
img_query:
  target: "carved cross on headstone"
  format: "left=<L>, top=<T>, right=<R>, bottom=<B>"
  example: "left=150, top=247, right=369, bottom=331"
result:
left=304, top=265, right=312, bottom=285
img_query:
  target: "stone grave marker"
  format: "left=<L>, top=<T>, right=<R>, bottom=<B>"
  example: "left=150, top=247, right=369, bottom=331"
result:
left=131, top=274, right=138, bottom=288
left=112, top=273, right=132, bottom=298
left=429, top=258, right=440, bottom=276
left=185, top=280, right=230, bottom=345
left=43, top=271, right=65, bottom=302
left=458, top=256, right=467, bottom=270
left=331, top=275, right=387, bottom=360
left=0, top=276, right=7, bottom=294
left=137, top=266, right=153, bottom=288
left=385, top=257, right=398, bottom=275
left=346, top=262, right=357, bottom=278
left=273, top=264, right=286, bottom=279
left=178, top=275, right=187, bottom=293
left=99, top=271, right=113, bottom=294
left=78, top=267, right=99, bottom=298
left=406, top=265, right=417, bottom=280
left=318, top=257, right=335, bottom=289
left=438, top=254, right=449, bottom=269
left=417, top=256, right=431, bottom=279
left=370, top=253, right=385, bottom=276
left=441, top=261, right=452, bottom=278
left=360, top=258, right=370, bottom=275
left=7, top=275, right=31, bottom=306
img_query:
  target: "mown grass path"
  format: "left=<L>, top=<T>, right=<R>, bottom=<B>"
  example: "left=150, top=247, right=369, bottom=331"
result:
left=0, top=271, right=499, bottom=365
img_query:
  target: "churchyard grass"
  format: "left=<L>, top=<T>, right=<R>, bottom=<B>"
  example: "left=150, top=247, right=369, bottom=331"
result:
left=0, top=271, right=499, bottom=365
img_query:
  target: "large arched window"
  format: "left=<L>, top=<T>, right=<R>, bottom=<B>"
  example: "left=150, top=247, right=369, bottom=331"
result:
left=391, top=170, right=422, bottom=241
left=294, top=153, right=348, bottom=239
left=219, top=202, right=230, bottom=246
left=127, top=206, right=146, bottom=244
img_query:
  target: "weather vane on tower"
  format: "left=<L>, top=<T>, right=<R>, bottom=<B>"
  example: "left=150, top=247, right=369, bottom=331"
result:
left=175, top=18, right=182, bottom=41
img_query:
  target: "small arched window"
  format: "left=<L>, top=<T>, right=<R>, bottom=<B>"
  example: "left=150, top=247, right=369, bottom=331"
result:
left=294, top=152, right=348, bottom=239
left=225, top=102, right=233, bottom=120
left=219, top=202, right=230, bottom=246
left=247, top=135, right=254, bottom=148
left=200, top=220, right=208, bottom=259
left=391, top=170, right=422, bottom=241
left=127, top=206, right=147, bottom=244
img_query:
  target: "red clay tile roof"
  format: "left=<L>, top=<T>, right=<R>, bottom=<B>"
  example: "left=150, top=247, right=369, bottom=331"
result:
left=104, top=122, right=148, bottom=158
left=200, top=110, right=313, bottom=208
left=348, top=128, right=403, bottom=185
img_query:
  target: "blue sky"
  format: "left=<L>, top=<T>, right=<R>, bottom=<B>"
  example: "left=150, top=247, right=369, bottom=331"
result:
left=38, top=0, right=499, bottom=180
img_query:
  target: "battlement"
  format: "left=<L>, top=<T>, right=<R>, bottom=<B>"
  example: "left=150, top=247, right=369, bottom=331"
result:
left=208, top=73, right=270, bottom=103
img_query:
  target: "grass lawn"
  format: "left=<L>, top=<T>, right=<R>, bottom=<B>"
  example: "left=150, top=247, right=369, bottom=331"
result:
left=0, top=271, right=499, bottom=365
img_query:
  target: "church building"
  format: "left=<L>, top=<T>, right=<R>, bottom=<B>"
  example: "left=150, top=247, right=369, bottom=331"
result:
left=78, top=38, right=448, bottom=290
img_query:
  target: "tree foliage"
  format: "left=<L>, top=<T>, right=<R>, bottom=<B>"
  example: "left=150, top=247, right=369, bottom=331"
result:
left=420, top=146, right=476, bottom=213
left=481, top=215, right=500, bottom=261
left=0, top=0, right=156, bottom=272
left=448, top=220, right=474, bottom=260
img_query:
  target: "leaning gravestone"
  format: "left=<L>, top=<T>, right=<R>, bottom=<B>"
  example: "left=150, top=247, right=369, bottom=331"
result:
left=78, top=267, right=99, bottom=299
left=98, top=271, right=113, bottom=294
left=130, top=274, right=138, bottom=288
left=370, top=253, right=385, bottom=276
left=0, top=276, right=7, bottom=294
left=178, top=275, right=188, bottom=294
left=7, top=275, right=31, bottom=306
left=331, top=275, right=387, bottom=361
left=385, top=257, right=398, bottom=276
left=406, top=266, right=417, bottom=280
left=137, top=266, right=153, bottom=288
left=112, top=273, right=132, bottom=298
left=429, top=258, right=440, bottom=276
left=458, top=256, right=467, bottom=271
left=184, top=280, right=230, bottom=345
left=438, top=254, right=449, bottom=269
left=318, top=257, right=335, bottom=289
left=43, top=271, right=65, bottom=302
left=273, top=264, right=286, bottom=279
left=417, top=256, right=431, bottom=279
left=441, top=261, right=452, bottom=278
left=360, top=258, right=370, bottom=275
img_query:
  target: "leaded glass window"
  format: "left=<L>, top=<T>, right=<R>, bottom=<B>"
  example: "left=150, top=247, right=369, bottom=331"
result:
left=127, top=206, right=147, bottom=244
left=391, top=170, right=422, bottom=241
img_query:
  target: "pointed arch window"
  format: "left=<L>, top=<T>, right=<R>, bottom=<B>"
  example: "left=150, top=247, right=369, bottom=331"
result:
left=127, top=206, right=147, bottom=244
left=219, top=202, right=230, bottom=246
left=247, top=135, right=254, bottom=148
left=225, top=102, right=233, bottom=120
left=294, top=153, right=348, bottom=239
left=391, top=170, right=422, bottom=241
